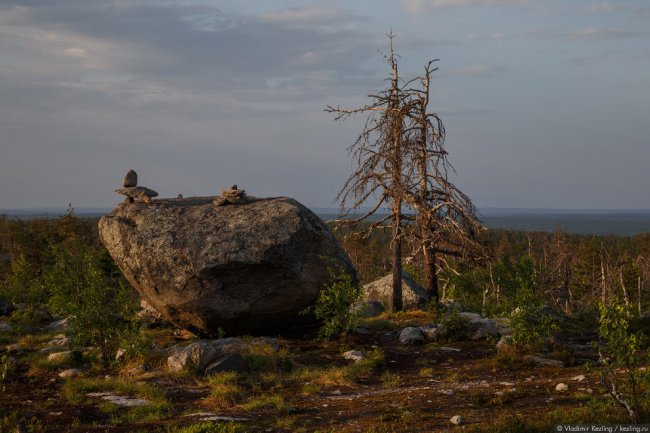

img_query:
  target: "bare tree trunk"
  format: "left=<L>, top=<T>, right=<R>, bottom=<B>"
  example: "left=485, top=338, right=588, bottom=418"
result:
left=390, top=198, right=403, bottom=312
left=638, top=275, right=642, bottom=316
left=620, top=267, right=630, bottom=308
left=423, top=246, right=439, bottom=303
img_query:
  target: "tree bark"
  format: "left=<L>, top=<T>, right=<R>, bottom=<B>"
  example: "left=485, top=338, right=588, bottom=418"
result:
left=423, top=244, right=439, bottom=303
left=390, top=198, right=403, bottom=313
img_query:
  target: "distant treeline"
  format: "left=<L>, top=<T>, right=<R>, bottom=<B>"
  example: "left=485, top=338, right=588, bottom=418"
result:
left=1, top=213, right=649, bottom=319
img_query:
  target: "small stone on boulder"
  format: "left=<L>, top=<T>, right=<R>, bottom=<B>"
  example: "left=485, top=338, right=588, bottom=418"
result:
left=122, top=170, right=138, bottom=188
left=115, top=186, right=158, bottom=204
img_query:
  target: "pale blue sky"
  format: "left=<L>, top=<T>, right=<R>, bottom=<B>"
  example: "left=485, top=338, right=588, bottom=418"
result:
left=1, top=0, right=649, bottom=209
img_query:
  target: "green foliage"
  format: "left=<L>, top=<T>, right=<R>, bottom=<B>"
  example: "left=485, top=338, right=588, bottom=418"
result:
left=306, top=260, right=362, bottom=339
left=0, top=253, right=44, bottom=305
left=438, top=310, right=470, bottom=341
left=45, top=237, right=141, bottom=365
left=598, top=300, right=648, bottom=421
left=509, top=288, right=556, bottom=352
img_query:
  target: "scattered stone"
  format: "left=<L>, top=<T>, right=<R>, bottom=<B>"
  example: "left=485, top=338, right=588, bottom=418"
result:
left=45, top=317, right=70, bottom=331
left=439, top=347, right=461, bottom=352
left=166, top=338, right=251, bottom=374
left=331, top=390, right=342, bottom=395
left=99, top=196, right=356, bottom=334
left=420, top=324, right=441, bottom=340
left=167, top=342, right=219, bottom=372
left=251, top=337, right=280, bottom=352
left=350, top=300, right=385, bottom=318
left=115, top=186, right=159, bottom=204
left=213, top=185, right=251, bottom=206
left=352, top=326, right=371, bottom=335
left=450, top=415, right=463, bottom=425
left=571, top=374, right=586, bottom=382
left=183, top=413, right=250, bottom=422
left=58, top=368, right=80, bottom=378
left=0, top=322, right=13, bottom=332
left=174, top=329, right=198, bottom=340
left=137, top=299, right=164, bottom=323
left=363, top=272, right=428, bottom=308
left=440, top=389, right=455, bottom=396
left=555, top=383, right=569, bottom=392
left=494, top=317, right=512, bottom=336
left=468, top=317, right=499, bottom=340
left=342, top=350, right=365, bottom=362
left=122, top=170, right=137, bottom=188
left=496, top=336, right=514, bottom=353
left=525, top=355, right=564, bottom=368
left=204, top=353, right=247, bottom=375
left=47, top=335, right=69, bottom=347
left=459, top=312, right=482, bottom=321
left=398, top=327, right=425, bottom=345
left=87, top=392, right=148, bottom=407
left=47, top=350, right=81, bottom=363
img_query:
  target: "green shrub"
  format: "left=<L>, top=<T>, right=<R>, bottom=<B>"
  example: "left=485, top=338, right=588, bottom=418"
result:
left=167, top=422, right=245, bottom=433
left=509, top=288, right=556, bottom=352
left=304, top=260, right=362, bottom=339
left=439, top=310, right=470, bottom=341
left=598, top=300, right=649, bottom=422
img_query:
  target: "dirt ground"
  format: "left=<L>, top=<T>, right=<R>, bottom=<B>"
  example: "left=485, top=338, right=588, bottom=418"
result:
left=0, top=314, right=619, bottom=433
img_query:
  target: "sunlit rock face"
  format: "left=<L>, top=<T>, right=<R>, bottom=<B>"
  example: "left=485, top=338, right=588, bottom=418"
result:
left=99, top=196, right=356, bottom=335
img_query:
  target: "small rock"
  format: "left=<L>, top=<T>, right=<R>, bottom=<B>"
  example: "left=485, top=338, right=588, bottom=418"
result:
left=440, top=389, right=455, bottom=396
left=342, top=350, right=365, bottom=362
left=525, top=355, right=564, bottom=368
left=123, top=170, right=138, bottom=188
left=555, top=383, right=569, bottom=392
left=571, top=374, right=586, bottom=382
left=87, top=392, right=148, bottom=407
left=58, top=368, right=80, bottom=378
left=204, top=353, right=247, bottom=375
left=420, top=324, right=441, bottom=340
left=399, top=327, right=425, bottom=345
left=363, top=272, right=428, bottom=308
left=48, top=350, right=80, bottom=363
left=450, top=415, right=463, bottom=425
left=0, top=322, right=13, bottom=332
left=469, top=317, right=499, bottom=340
left=352, top=326, right=371, bottom=335
left=331, top=390, right=342, bottom=395
left=47, top=336, right=69, bottom=347
left=459, top=312, right=482, bottom=321
left=45, top=317, right=70, bottom=331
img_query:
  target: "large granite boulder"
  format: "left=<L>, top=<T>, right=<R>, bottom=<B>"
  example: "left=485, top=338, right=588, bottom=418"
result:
left=363, top=271, right=428, bottom=308
left=98, top=196, right=356, bottom=335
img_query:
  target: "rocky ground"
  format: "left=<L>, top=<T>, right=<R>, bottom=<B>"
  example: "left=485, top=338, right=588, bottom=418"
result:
left=0, top=310, right=634, bottom=433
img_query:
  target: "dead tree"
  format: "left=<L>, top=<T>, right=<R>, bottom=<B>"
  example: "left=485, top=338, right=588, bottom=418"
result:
left=403, top=61, right=485, bottom=303
left=326, top=34, right=416, bottom=312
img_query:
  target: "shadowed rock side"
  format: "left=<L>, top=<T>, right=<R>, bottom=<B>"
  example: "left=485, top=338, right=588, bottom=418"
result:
left=98, top=196, right=357, bottom=335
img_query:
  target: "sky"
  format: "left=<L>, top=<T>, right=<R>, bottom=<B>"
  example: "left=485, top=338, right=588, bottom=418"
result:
left=1, top=0, right=649, bottom=210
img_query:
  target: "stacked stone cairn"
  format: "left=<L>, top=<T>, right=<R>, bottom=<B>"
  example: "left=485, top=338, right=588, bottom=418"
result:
left=213, top=184, right=250, bottom=206
left=115, top=169, right=159, bottom=204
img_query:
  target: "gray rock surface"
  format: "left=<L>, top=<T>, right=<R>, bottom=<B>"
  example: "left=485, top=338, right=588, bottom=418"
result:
left=58, top=368, right=80, bottom=378
left=166, top=337, right=251, bottom=374
left=204, top=353, right=247, bottom=375
left=399, top=327, right=425, bottom=345
left=363, top=272, right=428, bottom=308
left=99, top=196, right=356, bottom=335
left=468, top=317, right=499, bottom=340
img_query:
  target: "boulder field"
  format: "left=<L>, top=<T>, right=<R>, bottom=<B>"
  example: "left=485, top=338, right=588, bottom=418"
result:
left=98, top=196, right=356, bottom=335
